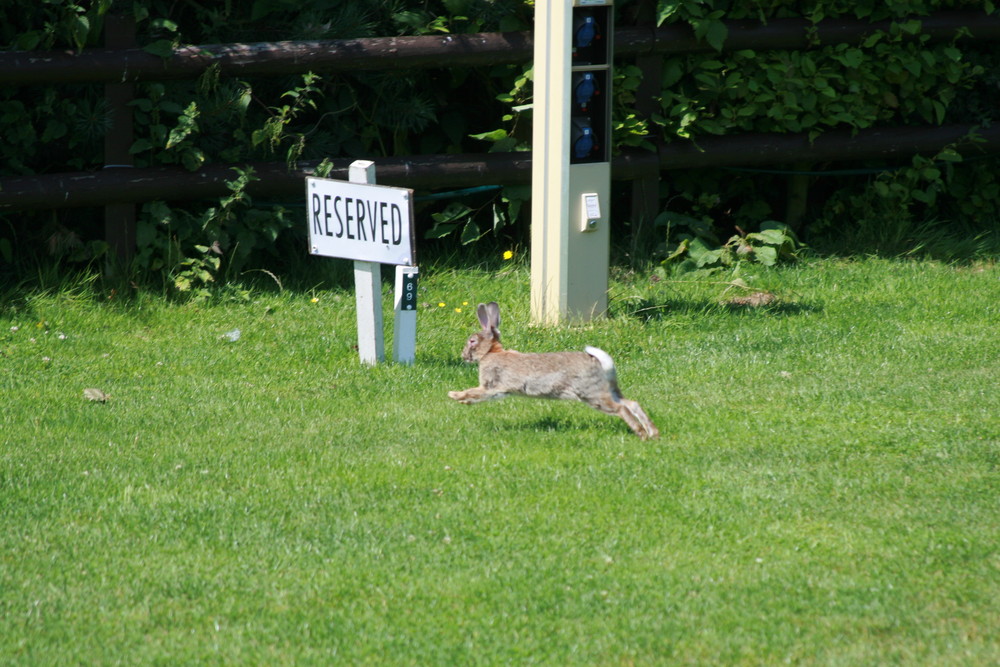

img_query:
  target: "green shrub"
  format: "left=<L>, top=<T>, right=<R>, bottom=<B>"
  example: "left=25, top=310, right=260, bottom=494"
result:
left=1, top=0, right=997, bottom=289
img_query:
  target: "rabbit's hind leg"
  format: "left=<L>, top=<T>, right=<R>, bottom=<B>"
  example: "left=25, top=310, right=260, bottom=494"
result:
left=584, top=393, right=658, bottom=440
left=620, top=399, right=659, bottom=440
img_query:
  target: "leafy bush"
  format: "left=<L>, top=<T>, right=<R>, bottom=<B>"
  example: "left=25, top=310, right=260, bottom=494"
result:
left=1, top=0, right=998, bottom=290
left=661, top=213, right=801, bottom=274
left=0, top=0, right=533, bottom=287
left=649, top=0, right=999, bottom=258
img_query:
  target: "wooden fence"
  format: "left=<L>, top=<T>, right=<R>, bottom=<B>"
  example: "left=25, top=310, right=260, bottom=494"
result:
left=3, top=11, right=998, bottom=84
left=0, top=10, right=998, bottom=257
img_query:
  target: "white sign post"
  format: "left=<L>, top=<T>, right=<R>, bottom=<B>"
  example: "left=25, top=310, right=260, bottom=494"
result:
left=307, top=160, right=418, bottom=365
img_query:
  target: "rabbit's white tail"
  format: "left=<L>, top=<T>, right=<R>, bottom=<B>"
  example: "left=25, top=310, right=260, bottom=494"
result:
left=585, top=346, right=620, bottom=394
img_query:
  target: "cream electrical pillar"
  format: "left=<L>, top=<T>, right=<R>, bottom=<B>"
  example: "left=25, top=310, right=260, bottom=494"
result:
left=531, top=0, right=613, bottom=325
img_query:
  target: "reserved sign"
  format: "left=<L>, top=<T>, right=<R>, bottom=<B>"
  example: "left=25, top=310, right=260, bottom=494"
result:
left=307, top=176, right=415, bottom=266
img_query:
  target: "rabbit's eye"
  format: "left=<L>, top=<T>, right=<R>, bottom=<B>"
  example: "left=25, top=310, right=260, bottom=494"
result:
left=468, top=336, right=477, bottom=346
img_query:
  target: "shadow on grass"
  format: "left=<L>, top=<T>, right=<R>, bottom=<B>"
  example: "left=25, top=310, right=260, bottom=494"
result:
left=615, top=296, right=821, bottom=321
left=519, top=415, right=583, bottom=433
left=510, top=414, right=637, bottom=440
left=423, top=352, right=472, bottom=368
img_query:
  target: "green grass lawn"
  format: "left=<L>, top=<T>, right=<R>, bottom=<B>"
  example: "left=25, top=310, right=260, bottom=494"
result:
left=1, top=257, right=998, bottom=664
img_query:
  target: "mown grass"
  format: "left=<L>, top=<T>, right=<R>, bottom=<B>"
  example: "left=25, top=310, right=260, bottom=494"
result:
left=1, top=257, right=998, bottom=664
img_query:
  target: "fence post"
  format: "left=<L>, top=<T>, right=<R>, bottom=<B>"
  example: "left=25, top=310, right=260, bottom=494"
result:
left=627, top=0, right=663, bottom=250
left=103, top=13, right=137, bottom=264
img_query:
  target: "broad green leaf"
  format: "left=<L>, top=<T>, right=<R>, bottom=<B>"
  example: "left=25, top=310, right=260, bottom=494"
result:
left=15, top=31, right=40, bottom=50
left=932, top=99, right=946, bottom=125
left=705, top=21, right=728, bottom=52
left=70, top=14, right=90, bottom=52
left=942, top=46, right=962, bottom=62
left=151, top=18, right=179, bottom=33
left=460, top=220, right=483, bottom=245
left=181, top=147, right=206, bottom=172
left=41, top=120, right=67, bottom=143
left=143, top=39, right=175, bottom=59
left=431, top=202, right=472, bottom=224
left=936, top=148, right=963, bottom=163
left=663, top=238, right=690, bottom=263
left=755, top=245, right=778, bottom=266
left=129, top=138, right=153, bottom=154
left=656, top=2, right=683, bottom=26
left=839, top=48, right=864, bottom=68
left=754, top=228, right=792, bottom=245
left=469, top=129, right=508, bottom=143
left=425, top=223, right=458, bottom=239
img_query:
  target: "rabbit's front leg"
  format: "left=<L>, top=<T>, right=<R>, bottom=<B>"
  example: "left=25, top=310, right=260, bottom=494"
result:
left=448, top=386, right=508, bottom=404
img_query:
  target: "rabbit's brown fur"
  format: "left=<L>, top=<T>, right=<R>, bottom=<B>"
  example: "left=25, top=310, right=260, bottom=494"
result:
left=448, top=302, right=659, bottom=439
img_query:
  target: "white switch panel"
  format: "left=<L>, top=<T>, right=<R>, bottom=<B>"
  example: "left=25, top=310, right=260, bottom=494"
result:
left=581, top=192, right=601, bottom=231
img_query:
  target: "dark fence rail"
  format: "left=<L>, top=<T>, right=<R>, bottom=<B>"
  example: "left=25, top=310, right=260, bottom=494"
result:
left=3, top=124, right=996, bottom=212
left=1, top=11, right=996, bottom=85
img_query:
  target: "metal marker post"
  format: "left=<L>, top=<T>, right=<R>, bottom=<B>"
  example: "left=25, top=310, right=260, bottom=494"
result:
left=393, top=266, right=418, bottom=364
left=349, top=160, right=385, bottom=365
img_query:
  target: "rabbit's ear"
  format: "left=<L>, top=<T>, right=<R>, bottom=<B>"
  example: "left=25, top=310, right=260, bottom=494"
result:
left=476, top=303, right=491, bottom=331
left=485, top=302, right=501, bottom=334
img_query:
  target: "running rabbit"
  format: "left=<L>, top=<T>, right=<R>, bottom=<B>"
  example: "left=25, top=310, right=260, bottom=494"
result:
left=448, top=302, right=659, bottom=439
